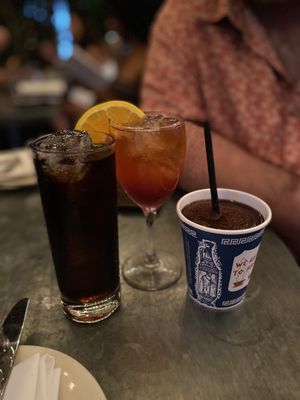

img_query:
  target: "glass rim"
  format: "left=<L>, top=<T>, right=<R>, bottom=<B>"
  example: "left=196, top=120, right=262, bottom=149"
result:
left=29, top=132, right=115, bottom=155
left=109, top=111, right=184, bottom=132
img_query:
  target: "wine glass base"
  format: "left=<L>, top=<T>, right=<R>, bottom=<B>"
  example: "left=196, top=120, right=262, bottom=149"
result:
left=122, top=250, right=182, bottom=291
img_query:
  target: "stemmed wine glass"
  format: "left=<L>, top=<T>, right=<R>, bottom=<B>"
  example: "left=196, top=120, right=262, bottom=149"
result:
left=111, top=111, right=186, bottom=290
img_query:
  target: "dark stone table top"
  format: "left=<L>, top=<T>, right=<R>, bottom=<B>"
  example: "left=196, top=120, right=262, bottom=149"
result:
left=0, top=188, right=299, bottom=399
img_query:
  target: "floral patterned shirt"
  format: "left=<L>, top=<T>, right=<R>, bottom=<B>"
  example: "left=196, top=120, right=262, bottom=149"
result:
left=141, top=0, right=300, bottom=176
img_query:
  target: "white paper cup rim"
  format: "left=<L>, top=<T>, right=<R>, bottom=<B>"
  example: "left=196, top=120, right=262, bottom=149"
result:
left=177, top=188, right=272, bottom=235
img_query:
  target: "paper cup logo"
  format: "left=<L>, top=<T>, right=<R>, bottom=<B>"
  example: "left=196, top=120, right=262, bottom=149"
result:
left=177, top=189, right=272, bottom=310
left=228, top=246, right=259, bottom=292
left=195, top=239, right=222, bottom=306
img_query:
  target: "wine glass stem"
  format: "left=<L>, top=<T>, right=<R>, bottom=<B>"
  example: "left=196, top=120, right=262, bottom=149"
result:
left=144, top=210, right=159, bottom=267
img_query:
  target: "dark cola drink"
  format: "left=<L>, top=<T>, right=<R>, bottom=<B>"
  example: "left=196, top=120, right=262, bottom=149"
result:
left=31, top=130, right=120, bottom=323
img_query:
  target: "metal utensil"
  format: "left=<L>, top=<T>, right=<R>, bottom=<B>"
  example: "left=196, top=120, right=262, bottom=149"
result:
left=0, top=298, right=29, bottom=399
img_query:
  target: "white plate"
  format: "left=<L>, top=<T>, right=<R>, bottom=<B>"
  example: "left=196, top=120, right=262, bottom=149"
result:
left=15, top=345, right=107, bottom=400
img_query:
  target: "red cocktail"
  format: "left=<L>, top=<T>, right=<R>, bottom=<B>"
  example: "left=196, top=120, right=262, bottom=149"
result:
left=111, top=112, right=186, bottom=290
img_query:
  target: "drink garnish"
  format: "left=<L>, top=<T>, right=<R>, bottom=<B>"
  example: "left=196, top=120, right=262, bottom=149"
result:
left=75, top=100, right=145, bottom=142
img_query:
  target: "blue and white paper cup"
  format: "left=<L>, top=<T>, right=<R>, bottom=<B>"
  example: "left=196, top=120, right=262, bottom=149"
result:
left=176, top=189, right=272, bottom=310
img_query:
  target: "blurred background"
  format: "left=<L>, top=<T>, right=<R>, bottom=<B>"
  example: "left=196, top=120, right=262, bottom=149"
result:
left=0, top=0, right=163, bottom=149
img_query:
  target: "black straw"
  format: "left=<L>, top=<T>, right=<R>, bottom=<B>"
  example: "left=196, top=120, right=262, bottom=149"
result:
left=203, top=121, right=220, bottom=215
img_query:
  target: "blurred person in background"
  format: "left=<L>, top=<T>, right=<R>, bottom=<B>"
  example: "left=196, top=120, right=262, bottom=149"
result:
left=0, top=25, right=11, bottom=57
left=38, top=10, right=106, bottom=66
left=70, top=11, right=108, bottom=64
left=0, top=24, right=12, bottom=85
left=47, top=9, right=115, bottom=128
left=141, top=0, right=300, bottom=262
left=55, top=0, right=163, bottom=129
left=103, top=0, right=163, bottom=104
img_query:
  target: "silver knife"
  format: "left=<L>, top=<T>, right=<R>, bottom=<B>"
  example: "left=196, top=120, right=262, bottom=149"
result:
left=0, top=298, right=29, bottom=399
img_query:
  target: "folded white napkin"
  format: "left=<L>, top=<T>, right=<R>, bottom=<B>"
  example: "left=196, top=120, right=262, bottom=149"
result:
left=0, top=147, right=36, bottom=187
left=4, top=353, right=61, bottom=400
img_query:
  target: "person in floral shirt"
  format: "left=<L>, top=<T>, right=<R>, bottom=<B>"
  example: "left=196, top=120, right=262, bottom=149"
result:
left=141, top=0, right=300, bottom=261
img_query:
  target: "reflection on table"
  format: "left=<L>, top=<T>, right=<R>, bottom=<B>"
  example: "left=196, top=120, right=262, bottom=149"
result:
left=0, top=189, right=299, bottom=400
